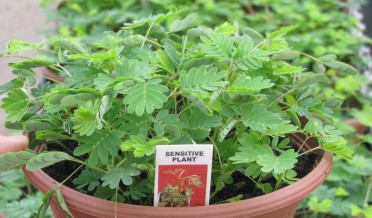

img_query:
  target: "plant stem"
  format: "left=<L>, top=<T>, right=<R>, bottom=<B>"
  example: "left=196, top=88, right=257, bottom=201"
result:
left=254, top=39, right=267, bottom=50
left=116, top=157, right=127, bottom=167
left=56, top=63, right=71, bottom=77
left=58, top=164, right=84, bottom=187
left=364, top=176, right=372, bottom=207
left=41, top=75, right=64, bottom=84
left=266, top=88, right=295, bottom=108
left=141, top=23, right=154, bottom=48
left=69, top=158, right=107, bottom=174
left=274, top=172, right=284, bottom=191
left=297, top=136, right=313, bottom=153
left=298, top=146, right=321, bottom=157
left=208, top=136, right=223, bottom=170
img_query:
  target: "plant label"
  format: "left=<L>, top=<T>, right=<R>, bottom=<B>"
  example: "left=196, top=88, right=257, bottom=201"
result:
left=154, top=144, right=213, bottom=207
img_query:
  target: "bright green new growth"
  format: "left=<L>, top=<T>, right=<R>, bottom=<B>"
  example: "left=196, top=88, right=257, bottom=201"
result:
left=0, top=12, right=354, bottom=206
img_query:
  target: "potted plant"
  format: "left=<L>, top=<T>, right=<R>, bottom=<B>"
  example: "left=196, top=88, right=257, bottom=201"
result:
left=0, top=13, right=354, bottom=217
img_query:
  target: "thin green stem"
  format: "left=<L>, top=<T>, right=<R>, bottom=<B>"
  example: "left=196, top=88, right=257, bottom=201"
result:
left=274, top=172, right=284, bottom=191
left=208, top=136, right=223, bottom=170
left=254, top=39, right=267, bottom=50
left=69, top=158, right=107, bottom=174
left=58, top=164, right=84, bottom=187
left=298, top=146, right=321, bottom=157
left=37, top=48, right=57, bottom=54
left=266, top=89, right=295, bottom=109
left=41, top=75, right=64, bottom=84
left=54, top=141, right=74, bottom=154
left=116, top=157, right=127, bottom=167
left=3, top=55, right=31, bottom=59
left=56, top=63, right=71, bottom=77
left=297, top=136, right=314, bottom=153
left=146, top=39, right=163, bottom=48
left=364, top=176, right=372, bottom=207
left=141, top=23, right=154, bottom=48
left=286, top=51, right=320, bottom=62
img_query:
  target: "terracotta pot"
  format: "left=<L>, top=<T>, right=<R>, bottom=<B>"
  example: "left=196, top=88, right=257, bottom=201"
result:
left=345, top=118, right=366, bottom=134
left=42, top=68, right=65, bottom=83
left=23, top=149, right=332, bottom=218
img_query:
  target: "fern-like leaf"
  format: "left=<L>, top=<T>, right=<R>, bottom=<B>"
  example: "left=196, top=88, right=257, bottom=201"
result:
left=0, top=151, right=36, bottom=171
left=71, top=101, right=100, bottom=136
left=200, top=33, right=233, bottom=60
left=241, top=104, right=289, bottom=132
left=123, top=79, right=169, bottom=116
left=101, top=168, right=141, bottom=188
left=26, top=152, right=70, bottom=171
left=179, top=66, right=229, bottom=93
left=234, top=40, right=263, bottom=71
left=1, top=89, right=38, bottom=123
left=228, top=76, right=274, bottom=93
left=121, top=135, right=170, bottom=157
left=74, top=130, right=123, bottom=167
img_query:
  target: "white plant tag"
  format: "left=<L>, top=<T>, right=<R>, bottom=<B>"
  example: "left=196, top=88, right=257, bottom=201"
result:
left=154, top=144, right=213, bottom=207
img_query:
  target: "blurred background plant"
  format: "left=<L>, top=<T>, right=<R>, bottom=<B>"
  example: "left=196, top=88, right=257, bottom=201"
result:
left=0, top=169, right=52, bottom=218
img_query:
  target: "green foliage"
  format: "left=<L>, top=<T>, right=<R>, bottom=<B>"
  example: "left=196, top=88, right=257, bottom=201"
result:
left=0, top=12, right=355, bottom=210
left=101, top=168, right=141, bottom=188
left=0, top=151, right=36, bottom=171
left=123, top=80, right=169, bottom=116
left=228, top=76, right=274, bottom=93
left=1, top=89, right=36, bottom=123
left=200, top=33, right=233, bottom=60
left=0, top=169, right=52, bottom=218
left=74, top=130, right=123, bottom=167
left=121, top=135, right=170, bottom=157
left=180, top=66, right=229, bottom=93
left=257, top=149, right=298, bottom=174
left=56, top=187, right=73, bottom=217
left=26, top=152, right=71, bottom=171
left=4, top=40, right=44, bottom=54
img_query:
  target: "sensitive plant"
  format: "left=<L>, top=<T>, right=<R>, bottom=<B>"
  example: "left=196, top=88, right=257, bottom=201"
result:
left=0, top=13, right=355, bottom=216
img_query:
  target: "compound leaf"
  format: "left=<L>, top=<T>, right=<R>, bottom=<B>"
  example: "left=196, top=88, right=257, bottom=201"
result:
left=180, top=66, right=229, bottom=93
left=26, top=152, right=70, bottom=171
left=257, top=149, right=298, bottom=174
left=200, top=33, right=233, bottom=60
left=123, top=80, right=168, bottom=116
left=74, top=130, right=123, bottom=167
left=0, top=151, right=36, bottom=171
left=101, top=168, right=141, bottom=188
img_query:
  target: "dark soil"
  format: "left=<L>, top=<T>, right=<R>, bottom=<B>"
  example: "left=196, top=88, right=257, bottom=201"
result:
left=44, top=141, right=317, bottom=205
left=209, top=147, right=317, bottom=204
left=43, top=140, right=83, bottom=189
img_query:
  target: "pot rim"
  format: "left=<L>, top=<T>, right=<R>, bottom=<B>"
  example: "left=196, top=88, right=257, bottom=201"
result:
left=23, top=150, right=333, bottom=217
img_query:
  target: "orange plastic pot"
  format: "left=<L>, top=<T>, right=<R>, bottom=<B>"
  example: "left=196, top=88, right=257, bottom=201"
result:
left=42, top=68, right=64, bottom=83
left=345, top=118, right=367, bottom=134
left=23, top=149, right=332, bottom=218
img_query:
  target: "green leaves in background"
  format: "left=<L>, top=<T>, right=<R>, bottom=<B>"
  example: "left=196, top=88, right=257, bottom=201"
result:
left=0, top=151, right=36, bottom=171
left=1, top=89, right=38, bottom=123
left=4, top=40, right=44, bottom=55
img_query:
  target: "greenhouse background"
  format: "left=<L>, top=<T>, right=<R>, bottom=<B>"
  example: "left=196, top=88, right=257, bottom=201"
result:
left=0, top=0, right=371, bottom=217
